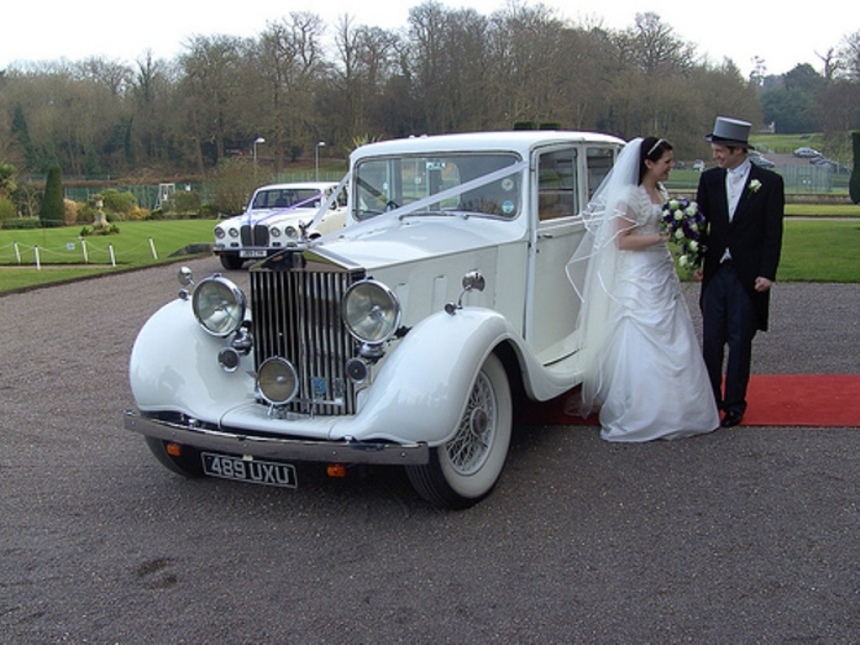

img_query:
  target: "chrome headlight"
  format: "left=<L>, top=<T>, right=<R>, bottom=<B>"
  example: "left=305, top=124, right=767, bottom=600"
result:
left=228, top=227, right=239, bottom=238
left=343, top=280, right=401, bottom=344
left=285, top=225, right=298, bottom=239
left=214, top=227, right=226, bottom=240
left=270, top=227, right=282, bottom=238
left=191, top=275, right=246, bottom=336
left=257, top=357, right=299, bottom=405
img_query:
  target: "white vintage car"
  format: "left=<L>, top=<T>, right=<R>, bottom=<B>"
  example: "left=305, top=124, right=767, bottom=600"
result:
left=213, top=181, right=347, bottom=270
left=125, top=131, right=623, bottom=508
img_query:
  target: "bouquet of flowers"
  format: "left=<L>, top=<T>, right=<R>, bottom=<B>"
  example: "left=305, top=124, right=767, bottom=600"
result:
left=661, top=197, right=706, bottom=273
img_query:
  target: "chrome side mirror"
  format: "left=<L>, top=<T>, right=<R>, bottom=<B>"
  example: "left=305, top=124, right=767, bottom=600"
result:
left=445, top=270, right=485, bottom=315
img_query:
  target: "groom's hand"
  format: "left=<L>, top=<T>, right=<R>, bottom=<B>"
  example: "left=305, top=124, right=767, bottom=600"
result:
left=692, top=269, right=703, bottom=282
left=754, top=276, right=774, bottom=292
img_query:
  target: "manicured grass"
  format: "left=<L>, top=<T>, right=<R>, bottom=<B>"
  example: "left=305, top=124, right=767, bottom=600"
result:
left=0, top=219, right=216, bottom=293
left=784, top=204, right=860, bottom=217
left=1, top=217, right=858, bottom=294
left=777, top=219, right=860, bottom=283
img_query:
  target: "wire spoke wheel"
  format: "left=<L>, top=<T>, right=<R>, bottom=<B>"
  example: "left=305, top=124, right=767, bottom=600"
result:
left=407, top=353, right=512, bottom=509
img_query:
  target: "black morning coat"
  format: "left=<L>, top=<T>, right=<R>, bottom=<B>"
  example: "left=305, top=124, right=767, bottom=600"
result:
left=696, top=163, right=785, bottom=331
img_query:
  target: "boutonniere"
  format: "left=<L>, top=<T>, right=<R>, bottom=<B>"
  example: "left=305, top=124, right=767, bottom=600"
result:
left=749, top=179, right=762, bottom=194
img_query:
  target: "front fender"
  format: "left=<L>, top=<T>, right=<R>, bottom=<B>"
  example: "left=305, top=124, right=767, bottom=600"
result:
left=129, top=298, right=255, bottom=419
left=328, top=307, right=515, bottom=446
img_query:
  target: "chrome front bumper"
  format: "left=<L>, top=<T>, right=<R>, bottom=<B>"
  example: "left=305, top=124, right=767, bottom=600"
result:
left=124, top=409, right=429, bottom=465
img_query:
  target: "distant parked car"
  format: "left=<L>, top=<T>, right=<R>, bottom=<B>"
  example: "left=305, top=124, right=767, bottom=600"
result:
left=811, top=157, right=838, bottom=171
left=213, top=182, right=347, bottom=270
left=750, top=153, right=775, bottom=168
left=692, top=159, right=705, bottom=172
left=794, top=146, right=820, bottom=158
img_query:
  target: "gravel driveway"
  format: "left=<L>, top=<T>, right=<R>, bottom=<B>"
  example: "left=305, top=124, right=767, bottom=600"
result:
left=1, top=257, right=857, bottom=643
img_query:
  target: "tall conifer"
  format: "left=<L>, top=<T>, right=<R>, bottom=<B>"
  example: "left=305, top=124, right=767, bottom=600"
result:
left=39, top=164, right=65, bottom=227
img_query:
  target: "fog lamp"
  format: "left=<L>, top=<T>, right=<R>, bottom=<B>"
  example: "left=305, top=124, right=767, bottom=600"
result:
left=257, top=357, right=299, bottom=406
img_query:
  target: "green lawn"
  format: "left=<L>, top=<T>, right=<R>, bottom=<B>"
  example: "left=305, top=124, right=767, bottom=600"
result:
left=1, top=217, right=858, bottom=294
left=777, top=219, right=860, bottom=282
left=0, top=219, right=216, bottom=293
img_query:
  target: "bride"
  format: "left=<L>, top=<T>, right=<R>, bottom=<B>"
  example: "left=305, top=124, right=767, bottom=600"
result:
left=568, top=136, right=719, bottom=442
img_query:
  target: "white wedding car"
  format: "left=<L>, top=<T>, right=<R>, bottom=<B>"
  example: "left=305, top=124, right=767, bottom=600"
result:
left=213, top=181, right=347, bottom=270
left=125, top=131, right=623, bottom=508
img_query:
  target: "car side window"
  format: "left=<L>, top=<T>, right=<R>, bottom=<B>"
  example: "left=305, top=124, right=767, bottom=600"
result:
left=538, top=148, right=578, bottom=221
left=586, top=147, right=615, bottom=201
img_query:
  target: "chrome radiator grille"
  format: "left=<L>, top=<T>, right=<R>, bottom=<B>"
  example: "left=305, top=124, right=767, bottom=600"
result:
left=250, top=263, right=360, bottom=415
left=241, top=224, right=270, bottom=247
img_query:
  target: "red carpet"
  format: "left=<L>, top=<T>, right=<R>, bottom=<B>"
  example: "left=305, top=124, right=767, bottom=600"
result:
left=515, top=375, right=860, bottom=428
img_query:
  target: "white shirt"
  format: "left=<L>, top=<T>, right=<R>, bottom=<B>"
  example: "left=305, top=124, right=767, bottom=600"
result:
left=721, top=159, right=751, bottom=263
left=725, top=159, right=751, bottom=222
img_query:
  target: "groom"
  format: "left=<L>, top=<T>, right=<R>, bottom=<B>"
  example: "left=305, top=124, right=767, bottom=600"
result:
left=696, top=116, right=784, bottom=427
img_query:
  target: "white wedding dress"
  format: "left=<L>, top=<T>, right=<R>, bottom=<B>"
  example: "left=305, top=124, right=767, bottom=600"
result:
left=593, top=185, right=719, bottom=441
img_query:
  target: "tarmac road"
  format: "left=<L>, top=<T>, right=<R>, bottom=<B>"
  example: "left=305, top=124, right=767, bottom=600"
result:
left=1, top=256, right=858, bottom=643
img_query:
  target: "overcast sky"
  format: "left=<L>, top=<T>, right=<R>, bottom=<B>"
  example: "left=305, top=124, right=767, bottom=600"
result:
left=2, top=0, right=857, bottom=77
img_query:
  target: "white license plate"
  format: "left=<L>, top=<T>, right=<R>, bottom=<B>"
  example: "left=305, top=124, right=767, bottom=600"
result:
left=202, top=453, right=297, bottom=488
left=239, top=249, right=268, bottom=258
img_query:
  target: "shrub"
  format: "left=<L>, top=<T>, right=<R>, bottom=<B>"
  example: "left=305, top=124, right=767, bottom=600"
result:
left=3, top=217, right=40, bottom=230
left=850, top=131, right=860, bottom=205
left=0, top=195, right=16, bottom=220
left=171, top=189, right=202, bottom=215
left=80, top=223, right=120, bottom=236
left=63, top=198, right=79, bottom=225
left=207, top=158, right=260, bottom=215
left=100, top=188, right=137, bottom=218
left=39, top=164, right=64, bottom=227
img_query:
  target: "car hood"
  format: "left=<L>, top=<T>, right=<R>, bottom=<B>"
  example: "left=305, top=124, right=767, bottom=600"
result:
left=308, top=214, right=524, bottom=270
left=223, top=207, right=322, bottom=227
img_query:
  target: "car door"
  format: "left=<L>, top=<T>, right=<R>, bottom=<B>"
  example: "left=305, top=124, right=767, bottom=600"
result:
left=527, top=144, right=617, bottom=365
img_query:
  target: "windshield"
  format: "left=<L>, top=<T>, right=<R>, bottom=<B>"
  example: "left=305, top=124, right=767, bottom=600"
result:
left=252, top=188, right=325, bottom=210
left=353, top=153, right=521, bottom=221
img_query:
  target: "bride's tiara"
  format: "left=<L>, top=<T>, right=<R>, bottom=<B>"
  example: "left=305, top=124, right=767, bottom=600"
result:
left=646, top=138, right=665, bottom=157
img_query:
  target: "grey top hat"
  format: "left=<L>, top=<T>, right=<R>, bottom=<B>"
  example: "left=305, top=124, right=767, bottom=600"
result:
left=705, top=116, right=754, bottom=149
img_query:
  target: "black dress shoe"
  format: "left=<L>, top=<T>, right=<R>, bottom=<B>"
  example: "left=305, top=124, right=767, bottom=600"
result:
left=721, top=410, right=743, bottom=427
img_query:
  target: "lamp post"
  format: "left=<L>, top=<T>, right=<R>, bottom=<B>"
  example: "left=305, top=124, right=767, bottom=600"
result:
left=253, top=136, right=265, bottom=180
left=315, top=141, right=326, bottom=181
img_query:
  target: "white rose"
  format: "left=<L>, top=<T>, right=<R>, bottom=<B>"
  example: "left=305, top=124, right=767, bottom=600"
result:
left=674, top=229, right=684, bottom=239
left=679, top=255, right=689, bottom=267
left=688, top=240, right=698, bottom=252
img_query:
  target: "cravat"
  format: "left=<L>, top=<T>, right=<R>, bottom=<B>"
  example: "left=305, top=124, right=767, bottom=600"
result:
left=726, top=169, right=745, bottom=221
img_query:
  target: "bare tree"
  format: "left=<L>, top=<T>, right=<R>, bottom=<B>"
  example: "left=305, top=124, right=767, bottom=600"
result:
left=255, top=12, right=327, bottom=168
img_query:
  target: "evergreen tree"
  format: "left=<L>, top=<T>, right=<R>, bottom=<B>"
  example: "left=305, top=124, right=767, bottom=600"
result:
left=850, top=131, right=860, bottom=204
left=39, top=165, right=65, bottom=227
left=11, top=105, right=41, bottom=172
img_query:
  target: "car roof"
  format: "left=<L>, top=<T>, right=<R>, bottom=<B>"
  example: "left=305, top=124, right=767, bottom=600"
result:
left=350, top=130, right=625, bottom=162
left=253, top=182, right=339, bottom=192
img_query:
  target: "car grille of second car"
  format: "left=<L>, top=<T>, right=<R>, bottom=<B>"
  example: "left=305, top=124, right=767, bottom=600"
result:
left=241, top=224, right=270, bottom=247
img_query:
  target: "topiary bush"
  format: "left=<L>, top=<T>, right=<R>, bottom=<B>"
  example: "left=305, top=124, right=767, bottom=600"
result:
left=850, top=131, right=860, bottom=205
left=39, top=164, right=64, bottom=227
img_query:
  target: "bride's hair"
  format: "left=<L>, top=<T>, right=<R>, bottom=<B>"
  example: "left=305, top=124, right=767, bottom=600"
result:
left=639, top=136, right=673, bottom=183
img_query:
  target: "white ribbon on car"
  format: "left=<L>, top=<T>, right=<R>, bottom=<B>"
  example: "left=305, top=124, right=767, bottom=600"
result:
left=310, top=159, right=530, bottom=245
left=301, top=172, right=352, bottom=234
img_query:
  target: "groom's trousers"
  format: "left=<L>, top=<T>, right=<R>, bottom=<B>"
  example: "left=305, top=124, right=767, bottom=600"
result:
left=701, top=262, right=758, bottom=414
